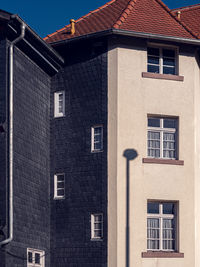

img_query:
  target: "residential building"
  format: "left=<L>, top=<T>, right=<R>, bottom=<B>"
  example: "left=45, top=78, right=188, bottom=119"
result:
left=1, top=0, right=200, bottom=267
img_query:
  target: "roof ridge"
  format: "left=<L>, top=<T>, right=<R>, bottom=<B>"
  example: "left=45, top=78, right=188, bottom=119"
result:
left=44, top=0, right=118, bottom=40
left=172, top=3, right=200, bottom=12
left=113, top=0, right=137, bottom=28
left=155, top=0, right=199, bottom=39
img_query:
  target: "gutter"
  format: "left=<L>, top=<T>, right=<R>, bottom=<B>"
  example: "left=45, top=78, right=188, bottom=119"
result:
left=0, top=23, right=26, bottom=246
left=50, top=28, right=200, bottom=47
left=11, top=14, right=64, bottom=65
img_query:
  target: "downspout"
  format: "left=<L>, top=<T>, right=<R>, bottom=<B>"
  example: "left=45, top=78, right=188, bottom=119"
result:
left=0, top=22, right=25, bottom=246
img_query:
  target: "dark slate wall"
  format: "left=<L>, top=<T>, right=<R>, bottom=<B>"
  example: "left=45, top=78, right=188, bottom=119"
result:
left=50, top=40, right=108, bottom=267
left=3, top=45, right=51, bottom=267
left=0, top=40, right=7, bottom=267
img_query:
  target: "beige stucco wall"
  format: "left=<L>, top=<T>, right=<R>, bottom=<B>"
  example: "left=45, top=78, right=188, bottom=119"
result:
left=108, top=39, right=200, bottom=267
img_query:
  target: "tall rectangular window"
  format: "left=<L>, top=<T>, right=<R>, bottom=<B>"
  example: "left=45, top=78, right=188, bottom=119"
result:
left=54, top=174, right=65, bottom=199
left=147, top=117, right=177, bottom=159
left=54, top=91, right=65, bottom=117
left=91, top=213, right=103, bottom=240
left=147, top=202, right=177, bottom=251
left=91, top=126, right=103, bottom=152
left=147, top=47, right=177, bottom=75
left=27, top=248, right=44, bottom=267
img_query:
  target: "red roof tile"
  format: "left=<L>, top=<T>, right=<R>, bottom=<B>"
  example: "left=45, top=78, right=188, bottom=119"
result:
left=44, top=0, right=198, bottom=44
left=171, top=4, right=200, bottom=38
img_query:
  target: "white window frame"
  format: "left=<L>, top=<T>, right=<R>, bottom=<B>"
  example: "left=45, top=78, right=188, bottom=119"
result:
left=147, top=45, right=178, bottom=75
left=91, top=213, right=103, bottom=240
left=147, top=202, right=177, bottom=252
left=27, top=248, right=45, bottom=267
left=147, top=117, right=177, bottom=159
left=54, top=91, right=65, bottom=117
left=91, top=125, right=103, bottom=152
left=54, top=173, right=65, bottom=199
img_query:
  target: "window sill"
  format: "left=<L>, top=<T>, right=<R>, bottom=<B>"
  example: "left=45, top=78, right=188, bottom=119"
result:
left=142, top=158, right=184, bottom=165
left=142, top=72, right=184, bottom=81
left=142, top=251, right=184, bottom=258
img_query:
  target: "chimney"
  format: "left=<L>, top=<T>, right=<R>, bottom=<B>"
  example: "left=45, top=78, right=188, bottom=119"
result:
left=70, top=19, right=75, bottom=35
left=177, top=11, right=181, bottom=19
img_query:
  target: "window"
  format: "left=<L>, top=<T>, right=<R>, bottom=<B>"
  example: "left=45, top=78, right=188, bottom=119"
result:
left=54, top=91, right=65, bottom=117
left=147, top=117, right=177, bottom=159
left=54, top=174, right=65, bottom=199
left=91, top=126, right=103, bottom=152
left=27, top=248, right=44, bottom=267
left=91, top=213, right=103, bottom=240
left=147, top=202, right=177, bottom=251
left=147, top=47, right=177, bottom=75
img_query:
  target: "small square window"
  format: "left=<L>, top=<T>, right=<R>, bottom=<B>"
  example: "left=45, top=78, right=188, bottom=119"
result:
left=147, top=201, right=177, bottom=251
left=91, top=213, right=103, bottom=240
left=54, top=91, right=65, bottom=117
left=147, top=47, right=177, bottom=75
left=54, top=174, right=65, bottom=199
left=91, top=126, right=103, bottom=152
left=27, top=248, right=44, bottom=267
left=147, top=116, right=178, bottom=159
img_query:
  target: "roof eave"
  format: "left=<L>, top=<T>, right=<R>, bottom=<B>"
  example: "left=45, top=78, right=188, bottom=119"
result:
left=11, top=14, right=64, bottom=66
left=49, top=28, right=200, bottom=47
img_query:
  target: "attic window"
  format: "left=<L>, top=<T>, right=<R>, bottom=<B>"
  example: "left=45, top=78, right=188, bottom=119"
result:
left=147, top=47, right=177, bottom=75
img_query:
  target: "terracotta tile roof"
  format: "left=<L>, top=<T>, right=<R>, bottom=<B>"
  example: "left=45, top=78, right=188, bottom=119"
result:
left=171, top=3, right=200, bottom=38
left=44, top=0, right=198, bottom=44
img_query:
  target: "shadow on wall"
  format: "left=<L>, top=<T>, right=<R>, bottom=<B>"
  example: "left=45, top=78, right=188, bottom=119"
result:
left=123, top=149, right=138, bottom=267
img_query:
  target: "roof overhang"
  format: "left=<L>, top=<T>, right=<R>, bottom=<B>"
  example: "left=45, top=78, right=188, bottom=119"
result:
left=50, top=28, right=200, bottom=47
left=1, top=11, right=64, bottom=75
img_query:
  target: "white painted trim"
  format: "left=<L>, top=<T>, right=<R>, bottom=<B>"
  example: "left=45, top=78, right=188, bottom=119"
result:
left=54, top=173, right=65, bottom=199
left=91, top=125, right=103, bottom=152
left=91, top=213, right=103, bottom=240
left=147, top=202, right=176, bottom=251
left=54, top=91, right=65, bottom=118
left=27, top=248, right=45, bottom=267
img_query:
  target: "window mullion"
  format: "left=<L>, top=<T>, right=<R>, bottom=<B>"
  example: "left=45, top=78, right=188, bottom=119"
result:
left=160, top=48, right=163, bottom=74
left=160, top=119, right=163, bottom=158
left=160, top=204, right=163, bottom=250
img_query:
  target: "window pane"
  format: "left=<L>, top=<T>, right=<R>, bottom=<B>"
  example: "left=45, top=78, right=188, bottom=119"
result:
left=57, top=175, right=64, bottom=182
left=163, top=133, right=175, bottom=141
left=35, top=253, right=40, bottom=264
left=57, top=182, right=64, bottom=189
left=163, top=66, right=175, bottom=75
left=163, top=240, right=174, bottom=250
left=163, top=49, right=175, bottom=58
left=94, top=214, right=102, bottom=222
left=28, top=252, right=33, bottom=263
left=94, top=142, right=102, bottom=150
left=94, top=127, right=102, bottom=135
left=94, top=230, right=102, bottom=238
left=57, top=189, right=65, bottom=196
left=163, top=203, right=175, bottom=214
left=148, top=47, right=159, bottom=56
left=94, top=134, right=101, bottom=142
left=147, top=240, right=159, bottom=250
left=147, top=229, right=159, bottom=238
left=94, top=223, right=102, bottom=230
left=163, top=119, right=176, bottom=129
left=148, top=118, right=160, bottom=127
left=163, top=58, right=175, bottom=67
left=148, top=56, right=159, bottom=65
left=163, top=150, right=175, bottom=158
left=163, top=141, right=175, bottom=149
left=148, top=64, right=159, bottom=73
left=147, top=202, right=159, bottom=214
left=58, top=93, right=64, bottom=113
left=148, top=131, right=160, bottom=140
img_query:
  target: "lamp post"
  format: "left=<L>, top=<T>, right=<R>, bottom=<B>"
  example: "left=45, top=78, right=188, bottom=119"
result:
left=123, top=149, right=138, bottom=267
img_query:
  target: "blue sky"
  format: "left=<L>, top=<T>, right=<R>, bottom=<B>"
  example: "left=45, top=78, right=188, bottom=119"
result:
left=1, top=0, right=199, bottom=37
